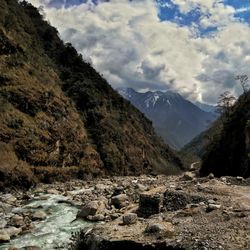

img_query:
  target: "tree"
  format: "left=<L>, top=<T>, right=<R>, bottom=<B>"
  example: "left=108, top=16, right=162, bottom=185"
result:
left=216, top=91, right=236, bottom=116
left=235, top=74, right=249, bottom=93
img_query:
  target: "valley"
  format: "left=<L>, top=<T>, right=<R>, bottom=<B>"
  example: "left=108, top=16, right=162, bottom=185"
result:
left=0, top=0, right=249, bottom=249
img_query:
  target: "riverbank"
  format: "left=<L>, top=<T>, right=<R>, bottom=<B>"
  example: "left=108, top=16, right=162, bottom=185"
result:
left=0, top=174, right=250, bottom=249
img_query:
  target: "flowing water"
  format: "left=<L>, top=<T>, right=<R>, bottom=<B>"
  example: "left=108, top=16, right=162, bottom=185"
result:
left=0, top=194, right=89, bottom=250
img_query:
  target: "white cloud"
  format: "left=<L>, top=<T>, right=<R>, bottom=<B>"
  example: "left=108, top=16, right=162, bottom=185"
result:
left=28, top=0, right=250, bottom=104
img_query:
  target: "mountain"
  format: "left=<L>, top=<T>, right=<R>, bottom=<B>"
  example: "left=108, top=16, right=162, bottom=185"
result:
left=181, top=118, right=223, bottom=158
left=118, top=88, right=216, bottom=149
left=0, top=0, right=183, bottom=189
left=194, top=101, right=216, bottom=113
left=200, top=91, right=250, bottom=178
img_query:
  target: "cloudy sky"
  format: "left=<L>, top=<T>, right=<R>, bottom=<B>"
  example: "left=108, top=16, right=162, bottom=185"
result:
left=27, top=0, right=250, bottom=103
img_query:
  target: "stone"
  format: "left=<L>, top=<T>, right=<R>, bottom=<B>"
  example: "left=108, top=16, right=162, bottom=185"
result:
left=89, top=214, right=105, bottom=222
left=0, top=227, right=21, bottom=238
left=206, top=204, right=221, bottom=212
left=136, top=184, right=147, bottom=192
left=32, top=210, right=47, bottom=220
left=0, top=219, right=7, bottom=229
left=77, top=201, right=100, bottom=218
left=0, top=233, right=10, bottom=242
left=182, top=172, right=195, bottom=181
left=111, top=194, right=129, bottom=209
left=0, top=194, right=17, bottom=204
left=236, top=176, right=244, bottom=181
left=46, top=189, right=59, bottom=195
left=144, top=222, right=175, bottom=237
left=208, top=173, right=215, bottom=179
left=110, top=213, right=120, bottom=220
left=11, top=214, right=24, bottom=227
left=122, top=213, right=138, bottom=225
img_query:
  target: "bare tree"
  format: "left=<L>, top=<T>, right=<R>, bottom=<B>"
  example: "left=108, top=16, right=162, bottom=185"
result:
left=235, top=74, right=249, bottom=93
left=216, top=91, right=236, bottom=115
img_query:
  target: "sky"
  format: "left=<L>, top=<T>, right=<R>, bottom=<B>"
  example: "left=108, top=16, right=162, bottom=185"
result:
left=27, top=0, right=250, bottom=104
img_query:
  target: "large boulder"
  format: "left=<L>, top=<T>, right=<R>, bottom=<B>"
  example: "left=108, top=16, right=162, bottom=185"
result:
left=77, top=201, right=106, bottom=219
left=111, top=194, right=129, bottom=209
left=137, top=188, right=164, bottom=218
left=32, top=210, right=47, bottom=220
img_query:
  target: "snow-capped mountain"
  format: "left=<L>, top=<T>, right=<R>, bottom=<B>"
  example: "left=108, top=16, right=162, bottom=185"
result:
left=118, top=88, right=217, bottom=149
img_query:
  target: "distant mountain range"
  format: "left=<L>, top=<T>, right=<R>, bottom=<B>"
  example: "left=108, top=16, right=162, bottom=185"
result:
left=118, top=88, right=217, bottom=149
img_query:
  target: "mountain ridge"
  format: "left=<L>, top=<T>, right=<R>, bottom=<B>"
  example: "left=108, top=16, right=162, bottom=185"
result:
left=118, top=88, right=216, bottom=149
left=0, top=0, right=183, bottom=189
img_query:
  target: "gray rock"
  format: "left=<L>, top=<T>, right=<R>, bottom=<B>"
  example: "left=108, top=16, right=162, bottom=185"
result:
left=32, top=210, right=47, bottom=220
left=144, top=222, right=175, bottom=236
left=46, top=188, right=59, bottom=195
left=0, top=232, right=10, bottom=242
left=89, top=214, right=105, bottom=222
left=206, top=204, right=221, bottom=212
left=111, top=194, right=129, bottom=209
left=0, top=227, right=21, bottom=238
left=0, top=194, right=17, bottom=204
left=145, top=223, right=164, bottom=233
left=236, top=176, right=244, bottom=181
left=208, top=173, right=215, bottom=179
left=182, top=172, right=195, bottom=181
left=11, top=214, right=24, bottom=227
left=122, top=213, right=138, bottom=225
left=0, top=219, right=7, bottom=229
left=77, top=201, right=99, bottom=218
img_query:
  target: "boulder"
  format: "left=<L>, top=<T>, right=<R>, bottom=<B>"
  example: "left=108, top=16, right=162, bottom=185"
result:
left=0, top=227, right=21, bottom=238
left=88, top=214, right=105, bottom=222
left=144, top=222, right=175, bottom=237
left=46, top=189, right=59, bottom=195
left=0, top=232, right=10, bottom=242
left=77, top=201, right=106, bottom=219
left=0, top=219, right=7, bottom=229
left=182, top=172, right=195, bottom=181
left=137, top=192, right=163, bottom=218
left=0, top=194, right=17, bottom=204
left=11, top=214, right=24, bottom=227
left=32, top=210, right=47, bottom=220
left=206, top=204, right=221, bottom=212
left=122, top=213, right=138, bottom=225
left=111, top=194, right=129, bottom=209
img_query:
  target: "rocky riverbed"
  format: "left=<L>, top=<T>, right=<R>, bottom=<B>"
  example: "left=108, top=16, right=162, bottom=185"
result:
left=0, top=174, right=250, bottom=250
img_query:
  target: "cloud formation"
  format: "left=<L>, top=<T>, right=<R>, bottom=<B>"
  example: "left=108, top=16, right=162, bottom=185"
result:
left=28, top=0, right=250, bottom=103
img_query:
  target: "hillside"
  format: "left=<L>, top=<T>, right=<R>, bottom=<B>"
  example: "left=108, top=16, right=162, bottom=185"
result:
left=200, top=91, right=250, bottom=177
left=181, top=118, right=223, bottom=158
left=0, top=0, right=183, bottom=189
left=118, top=88, right=216, bottom=149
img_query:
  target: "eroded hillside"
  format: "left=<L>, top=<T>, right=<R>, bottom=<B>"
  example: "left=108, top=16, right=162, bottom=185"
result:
left=0, top=0, right=183, bottom=189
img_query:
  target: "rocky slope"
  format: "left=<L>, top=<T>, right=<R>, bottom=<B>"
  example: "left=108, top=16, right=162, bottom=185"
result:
left=118, top=88, right=216, bottom=149
left=0, top=0, right=183, bottom=189
left=200, top=91, right=250, bottom=178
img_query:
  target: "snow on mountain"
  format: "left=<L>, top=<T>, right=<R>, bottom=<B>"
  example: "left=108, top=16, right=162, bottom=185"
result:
left=118, top=88, right=217, bottom=149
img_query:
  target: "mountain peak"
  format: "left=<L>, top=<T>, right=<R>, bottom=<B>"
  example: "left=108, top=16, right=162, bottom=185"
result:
left=118, top=88, right=216, bottom=149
